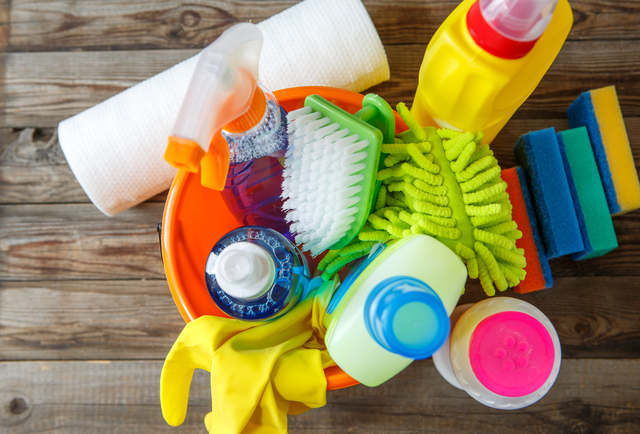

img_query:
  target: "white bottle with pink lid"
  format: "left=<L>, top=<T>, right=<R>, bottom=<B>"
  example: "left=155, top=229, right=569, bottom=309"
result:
left=432, top=297, right=561, bottom=409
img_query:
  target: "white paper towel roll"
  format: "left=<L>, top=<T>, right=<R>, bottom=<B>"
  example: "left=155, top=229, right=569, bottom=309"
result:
left=58, top=0, right=389, bottom=216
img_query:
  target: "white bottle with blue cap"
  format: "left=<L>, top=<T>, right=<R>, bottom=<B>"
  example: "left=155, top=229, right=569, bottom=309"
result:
left=323, top=234, right=468, bottom=386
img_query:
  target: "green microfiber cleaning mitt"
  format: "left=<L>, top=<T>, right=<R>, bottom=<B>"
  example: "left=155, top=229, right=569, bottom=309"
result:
left=318, top=103, right=526, bottom=297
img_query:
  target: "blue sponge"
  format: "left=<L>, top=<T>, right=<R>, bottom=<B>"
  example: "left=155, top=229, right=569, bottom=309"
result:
left=516, top=167, right=553, bottom=289
left=514, top=128, right=584, bottom=258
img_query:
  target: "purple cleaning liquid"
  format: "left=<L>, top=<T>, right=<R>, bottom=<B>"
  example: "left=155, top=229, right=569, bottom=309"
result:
left=221, top=102, right=290, bottom=235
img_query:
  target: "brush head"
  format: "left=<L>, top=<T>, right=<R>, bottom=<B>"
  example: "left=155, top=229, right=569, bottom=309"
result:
left=282, top=95, right=383, bottom=255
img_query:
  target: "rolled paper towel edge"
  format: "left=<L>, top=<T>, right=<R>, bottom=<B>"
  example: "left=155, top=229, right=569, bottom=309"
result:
left=57, top=0, right=390, bottom=216
left=58, top=118, right=179, bottom=216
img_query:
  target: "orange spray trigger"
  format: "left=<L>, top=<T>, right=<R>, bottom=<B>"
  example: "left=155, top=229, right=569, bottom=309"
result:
left=164, top=22, right=263, bottom=187
left=165, top=136, right=206, bottom=173
left=201, top=133, right=230, bottom=191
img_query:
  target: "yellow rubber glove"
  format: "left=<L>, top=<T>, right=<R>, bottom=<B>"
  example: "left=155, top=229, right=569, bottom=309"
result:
left=160, top=279, right=337, bottom=433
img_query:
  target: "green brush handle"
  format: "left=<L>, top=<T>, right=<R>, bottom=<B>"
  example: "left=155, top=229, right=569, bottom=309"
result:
left=355, top=94, right=396, bottom=145
left=356, top=94, right=396, bottom=215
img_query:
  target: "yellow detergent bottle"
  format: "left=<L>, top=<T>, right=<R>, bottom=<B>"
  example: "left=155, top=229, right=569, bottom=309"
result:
left=411, top=0, right=573, bottom=143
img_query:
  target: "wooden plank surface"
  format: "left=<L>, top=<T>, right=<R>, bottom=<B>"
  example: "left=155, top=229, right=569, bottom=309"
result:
left=1, top=0, right=639, bottom=52
left=1, top=0, right=640, bottom=432
left=1, top=359, right=639, bottom=433
left=0, top=280, right=183, bottom=360
left=2, top=276, right=640, bottom=361
left=1, top=201, right=639, bottom=281
left=3, top=39, right=640, bottom=127
left=0, top=203, right=166, bottom=280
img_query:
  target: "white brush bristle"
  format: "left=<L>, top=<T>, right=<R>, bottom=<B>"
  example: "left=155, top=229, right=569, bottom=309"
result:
left=284, top=107, right=370, bottom=256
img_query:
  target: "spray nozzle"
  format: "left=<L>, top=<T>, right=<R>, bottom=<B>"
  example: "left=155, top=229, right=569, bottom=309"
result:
left=479, top=0, right=559, bottom=42
left=164, top=23, right=266, bottom=189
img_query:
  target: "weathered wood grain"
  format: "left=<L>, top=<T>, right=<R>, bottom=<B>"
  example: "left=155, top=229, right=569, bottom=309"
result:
left=0, top=127, right=85, bottom=204
left=0, top=280, right=183, bottom=360
left=1, top=200, right=639, bottom=281
left=1, top=203, right=639, bottom=281
left=0, top=203, right=166, bottom=280
left=1, top=276, right=639, bottom=360
left=0, top=1, right=8, bottom=51
left=1, top=0, right=638, bottom=53
left=0, top=359, right=639, bottom=433
left=2, top=39, right=640, bottom=127
left=0, top=127, right=167, bottom=204
left=0, top=360, right=211, bottom=433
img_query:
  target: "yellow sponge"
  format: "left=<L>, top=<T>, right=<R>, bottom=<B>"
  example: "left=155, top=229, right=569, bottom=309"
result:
left=568, top=86, right=640, bottom=215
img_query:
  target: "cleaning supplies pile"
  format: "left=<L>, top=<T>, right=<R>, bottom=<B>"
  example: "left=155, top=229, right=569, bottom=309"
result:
left=318, top=105, right=527, bottom=297
left=155, top=0, right=608, bottom=429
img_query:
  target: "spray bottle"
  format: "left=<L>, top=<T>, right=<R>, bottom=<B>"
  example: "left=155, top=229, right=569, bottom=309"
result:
left=164, top=23, right=289, bottom=234
left=411, top=0, right=573, bottom=143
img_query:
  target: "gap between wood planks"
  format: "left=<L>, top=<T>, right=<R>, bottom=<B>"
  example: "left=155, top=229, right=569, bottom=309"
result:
left=0, top=359, right=639, bottom=433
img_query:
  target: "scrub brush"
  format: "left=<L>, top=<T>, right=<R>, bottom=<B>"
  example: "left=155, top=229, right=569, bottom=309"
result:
left=282, top=94, right=395, bottom=256
left=318, top=103, right=528, bottom=297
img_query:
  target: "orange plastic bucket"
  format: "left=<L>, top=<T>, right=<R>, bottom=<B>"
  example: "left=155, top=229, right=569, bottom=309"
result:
left=161, top=86, right=408, bottom=390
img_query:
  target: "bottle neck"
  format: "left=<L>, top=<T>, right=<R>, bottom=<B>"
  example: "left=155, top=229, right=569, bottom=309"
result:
left=223, top=85, right=268, bottom=133
left=364, top=276, right=449, bottom=360
left=466, top=0, right=539, bottom=59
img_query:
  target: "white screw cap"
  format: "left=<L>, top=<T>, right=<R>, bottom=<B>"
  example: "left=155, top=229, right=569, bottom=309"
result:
left=213, top=242, right=276, bottom=300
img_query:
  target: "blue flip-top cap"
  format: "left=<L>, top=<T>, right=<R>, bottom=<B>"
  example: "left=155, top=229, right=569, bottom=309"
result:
left=364, top=276, right=449, bottom=360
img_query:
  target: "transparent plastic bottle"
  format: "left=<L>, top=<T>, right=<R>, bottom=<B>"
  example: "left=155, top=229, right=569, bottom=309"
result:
left=164, top=23, right=289, bottom=234
left=221, top=88, right=289, bottom=234
left=204, top=226, right=310, bottom=321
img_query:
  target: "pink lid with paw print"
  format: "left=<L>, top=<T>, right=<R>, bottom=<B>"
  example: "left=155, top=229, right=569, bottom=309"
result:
left=469, top=311, right=555, bottom=397
left=446, top=297, right=561, bottom=409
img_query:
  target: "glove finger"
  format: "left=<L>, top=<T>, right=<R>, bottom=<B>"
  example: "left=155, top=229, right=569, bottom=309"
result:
left=204, top=412, right=213, bottom=432
left=160, top=346, right=199, bottom=426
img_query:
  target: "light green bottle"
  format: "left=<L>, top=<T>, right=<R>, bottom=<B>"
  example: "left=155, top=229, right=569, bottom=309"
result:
left=323, top=234, right=468, bottom=387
